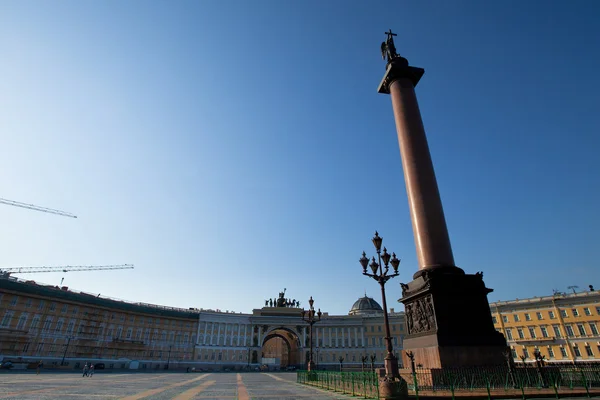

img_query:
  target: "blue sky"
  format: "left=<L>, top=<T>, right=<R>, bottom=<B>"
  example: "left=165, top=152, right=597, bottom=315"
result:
left=0, top=1, right=598, bottom=316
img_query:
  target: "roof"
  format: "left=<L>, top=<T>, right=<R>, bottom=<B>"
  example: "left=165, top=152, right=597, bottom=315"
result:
left=349, top=296, right=383, bottom=315
left=0, top=276, right=199, bottom=319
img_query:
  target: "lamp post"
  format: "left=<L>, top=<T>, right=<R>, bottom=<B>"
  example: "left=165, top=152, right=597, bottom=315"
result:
left=360, top=231, right=400, bottom=379
left=301, top=296, right=322, bottom=371
left=166, top=345, right=172, bottom=370
left=60, top=336, right=73, bottom=366
left=338, top=356, right=344, bottom=372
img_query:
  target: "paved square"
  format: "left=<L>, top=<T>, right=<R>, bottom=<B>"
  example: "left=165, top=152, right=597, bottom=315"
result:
left=0, top=371, right=356, bottom=399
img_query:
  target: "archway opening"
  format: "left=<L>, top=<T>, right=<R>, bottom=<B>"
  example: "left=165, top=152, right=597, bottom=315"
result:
left=262, top=328, right=301, bottom=368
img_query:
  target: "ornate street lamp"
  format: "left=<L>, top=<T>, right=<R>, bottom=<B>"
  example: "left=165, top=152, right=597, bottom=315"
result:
left=301, top=296, right=322, bottom=371
left=360, top=231, right=401, bottom=379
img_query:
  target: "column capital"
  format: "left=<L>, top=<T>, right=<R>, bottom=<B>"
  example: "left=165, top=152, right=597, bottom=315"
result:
left=377, top=57, right=424, bottom=94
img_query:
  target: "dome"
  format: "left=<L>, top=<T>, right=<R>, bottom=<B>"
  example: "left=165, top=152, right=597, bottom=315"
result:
left=349, top=296, right=383, bottom=315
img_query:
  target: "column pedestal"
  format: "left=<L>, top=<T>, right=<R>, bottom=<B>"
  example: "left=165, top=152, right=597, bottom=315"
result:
left=399, top=268, right=506, bottom=368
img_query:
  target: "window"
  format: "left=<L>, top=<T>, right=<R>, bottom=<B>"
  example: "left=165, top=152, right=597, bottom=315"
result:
left=492, top=316, right=497, bottom=324
left=511, top=348, right=517, bottom=358
left=585, top=346, right=594, bottom=357
left=67, top=321, right=74, bottom=333
left=560, top=309, right=568, bottom=318
left=49, top=302, right=56, bottom=311
left=16, top=314, right=28, bottom=330
left=72, top=307, right=78, bottom=315
left=10, top=296, right=18, bottom=306
left=536, top=312, right=543, bottom=320
left=540, top=327, right=548, bottom=338
left=565, top=325, right=574, bottom=337
left=573, top=346, right=581, bottom=357
left=584, top=307, right=591, bottom=316
left=31, top=315, right=40, bottom=329
left=560, top=347, right=568, bottom=357
left=502, top=315, right=508, bottom=323
left=43, top=317, right=53, bottom=332
left=61, top=304, right=68, bottom=313
left=596, top=306, right=600, bottom=315
left=505, top=329, right=513, bottom=340
left=25, top=298, right=32, bottom=308
left=522, top=348, right=529, bottom=358
left=23, top=343, right=30, bottom=353
left=572, top=309, right=579, bottom=317
left=548, top=347, right=555, bottom=358
left=126, top=328, right=132, bottom=339
left=528, top=327, right=536, bottom=338
left=549, top=311, right=555, bottom=319
left=577, top=324, right=586, bottom=336
left=38, top=300, right=45, bottom=310
left=589, top=323, right=598, bottom=336
left=513, top=315, right=520, bottom=322
left=517, top=328, right=524, bottom=339
left=1, top=311, right=15, bottom=327
left=55, top=320, right=64, bottom=332
left=392, top=324, right=396, bottom=331
left=553, top=325, right=562, bottom=338
left=378, top=326, right=382, bottom=332
left=525, top=313, right=531, bottom=321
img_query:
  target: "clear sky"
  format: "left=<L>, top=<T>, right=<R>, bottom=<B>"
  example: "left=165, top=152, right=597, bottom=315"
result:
left=1, top=1, right=599, bottom=316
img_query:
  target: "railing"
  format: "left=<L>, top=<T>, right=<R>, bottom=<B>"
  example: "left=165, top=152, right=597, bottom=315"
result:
left=399, top=364, right=600, bottom=399
left=297, top=370, right=380, bottom=399
left=298, top=364, right=600, bottom=399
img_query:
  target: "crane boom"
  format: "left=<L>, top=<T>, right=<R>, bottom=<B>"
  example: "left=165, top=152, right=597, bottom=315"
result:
left=1, top=264, right=134, bottom=274
left=0, top=197, right=77, bottom=218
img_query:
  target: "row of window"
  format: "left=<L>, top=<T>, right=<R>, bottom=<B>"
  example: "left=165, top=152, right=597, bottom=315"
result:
left=494, top=306, right=600, bottom=324
left=512, top=344, right=599, bottom=360
left=0, top=311, right=194, bottom=344
left=0, top=295, right=192, bottom=328
left=503, top=322, right=599, bottom=340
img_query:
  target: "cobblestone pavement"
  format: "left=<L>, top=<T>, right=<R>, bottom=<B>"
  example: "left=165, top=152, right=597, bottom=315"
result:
left=0, top=371, right=356, bottom=399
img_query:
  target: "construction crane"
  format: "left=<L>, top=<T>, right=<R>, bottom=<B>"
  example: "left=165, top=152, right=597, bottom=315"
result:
left=0, top=264, right=134, bottom=278
left=0, top=197, right=77, bottom=218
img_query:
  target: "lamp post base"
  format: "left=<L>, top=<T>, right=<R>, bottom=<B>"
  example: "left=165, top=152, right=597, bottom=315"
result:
left=307, top=360, right=316, bottom=371
left=384, top=354, right=399, bottom=379
left=378, top=377, right=409, bottom=400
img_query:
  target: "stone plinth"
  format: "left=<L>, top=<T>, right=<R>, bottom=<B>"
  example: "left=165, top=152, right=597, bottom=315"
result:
left=399, top=269, right=506, bottom=368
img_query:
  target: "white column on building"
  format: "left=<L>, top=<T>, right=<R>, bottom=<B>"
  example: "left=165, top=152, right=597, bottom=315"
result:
left=258, top=326, right=262, bottom=345
left=361, top=327, right=365, bottom=348
left=316, top=327, right=319, bottom=347
left=341, top=327, right=345, bottom=347
left=335, top=327, right=339, bottom=347
left=303, top=327, right=306, bottom=348
left=354, top=327, right=358, bottom=347
left=329, top=327, right=332, bottom=347
left=211, top=322, right=215, bottom=345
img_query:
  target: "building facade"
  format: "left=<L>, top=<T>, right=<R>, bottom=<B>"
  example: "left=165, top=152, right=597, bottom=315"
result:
left=3, top=273, right=598, bottom=370
left=491, top=289, right=600, bottom=364
left=0, top=276, right=405, bottom=370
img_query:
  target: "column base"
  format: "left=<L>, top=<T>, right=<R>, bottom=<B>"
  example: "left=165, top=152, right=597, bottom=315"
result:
left=399, top=268, right=507, bottom=368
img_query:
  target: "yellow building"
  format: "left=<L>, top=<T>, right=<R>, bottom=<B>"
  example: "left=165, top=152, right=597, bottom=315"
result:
left=491, top=289, right=600, bottom=364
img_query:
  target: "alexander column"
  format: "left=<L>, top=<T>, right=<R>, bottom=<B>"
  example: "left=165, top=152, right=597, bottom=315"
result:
left=378, top=30, right=506, bottom=368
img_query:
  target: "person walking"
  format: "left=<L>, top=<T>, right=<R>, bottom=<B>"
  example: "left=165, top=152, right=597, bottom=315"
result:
left=36, top=360, right=43, bottom=375
left=82, top=362, right=89, bottom=377
left=88, top=364, right=95, bottom=377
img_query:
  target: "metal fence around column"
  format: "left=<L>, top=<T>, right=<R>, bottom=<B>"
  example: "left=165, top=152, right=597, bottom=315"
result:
left=397, top=364, right=600, bottom=399
left=297, top=370, right=380, bottom=399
